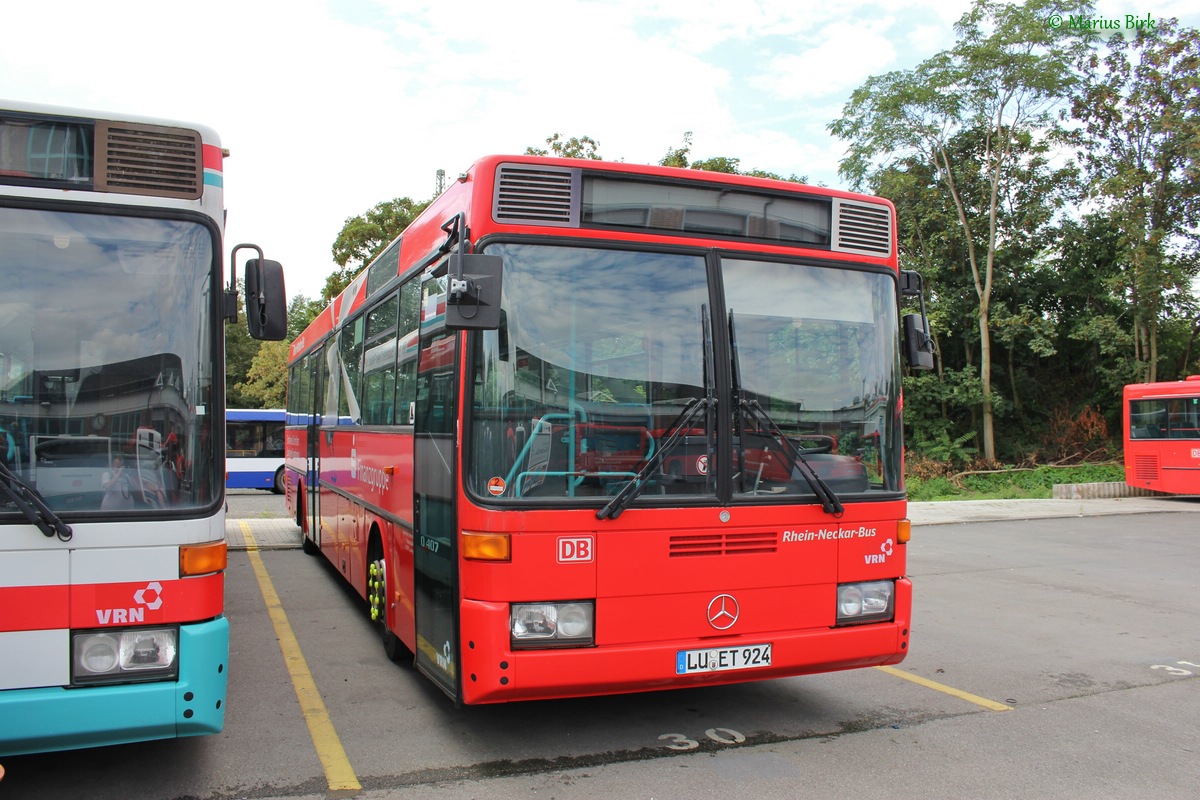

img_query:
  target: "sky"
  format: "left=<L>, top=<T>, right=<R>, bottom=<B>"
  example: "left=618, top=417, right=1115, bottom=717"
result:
left=3, top=0, right=1197, bottom=301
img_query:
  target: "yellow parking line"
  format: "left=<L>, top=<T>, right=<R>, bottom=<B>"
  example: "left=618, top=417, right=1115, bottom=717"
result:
left=242, top=522, right=362, bottom=792
left=876, top=665, right=1013, bottom=711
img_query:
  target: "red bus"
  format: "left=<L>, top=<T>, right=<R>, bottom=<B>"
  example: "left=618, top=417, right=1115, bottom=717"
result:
left=1124, top=377, right=1200, bottom=494
left=285, top=155, right=933, bottom=704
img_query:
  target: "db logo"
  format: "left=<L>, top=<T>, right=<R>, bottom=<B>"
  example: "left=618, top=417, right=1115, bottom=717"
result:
left=557, top=536, right=594, bottom=563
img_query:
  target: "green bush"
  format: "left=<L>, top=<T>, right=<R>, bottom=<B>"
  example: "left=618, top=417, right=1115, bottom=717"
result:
left=906, top=463, right=1125, bottom=502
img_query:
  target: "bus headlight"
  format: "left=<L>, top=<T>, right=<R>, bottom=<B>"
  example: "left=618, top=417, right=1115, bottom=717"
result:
left=510, top=602, right=594, bottom=648
left=72, top=627, right=179, bottom=684
left=836, top=581, right=894, bottom=625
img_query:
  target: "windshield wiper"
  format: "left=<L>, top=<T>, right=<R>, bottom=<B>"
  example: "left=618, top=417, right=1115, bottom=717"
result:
left=597, top=306, right=717, bottom=521
left=741, top=399, right=844, bottom=516
left=595, top=396, right=712, bottom=521
left=595, top=303, right=715, bottom=522
left=0, top=461, right=73, bottom=541
left=729, top=309, right=844, bottom=517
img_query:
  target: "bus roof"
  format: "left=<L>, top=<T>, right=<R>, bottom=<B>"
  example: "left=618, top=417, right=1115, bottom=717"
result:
left=1125, top=376, right=1200, bottom=399
left=289, top=154, right=897, bottom=363
left=0, top=98, right=221, bottom=144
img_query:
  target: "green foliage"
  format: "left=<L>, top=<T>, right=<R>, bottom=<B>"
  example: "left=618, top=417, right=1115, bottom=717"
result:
left=287, top=294, right=324, bottom=342
left=1069, top=19, right=1200, bottom=382
left=907, top=463, right=1126, bottom=501
left=235, top=339, right=290, bottom=408
left=525, top=133, right=602, bottom=160
left=658, top=132, right=806, bottom=181
left=660, top=132, right=693, bottom=168
left=912, top=428, right=979, bottom=467
left=328, top=197, right=431, bottom=302
left=831, top=0, right=1096, bottom=462
left=224, top=283, right=258, bottom=408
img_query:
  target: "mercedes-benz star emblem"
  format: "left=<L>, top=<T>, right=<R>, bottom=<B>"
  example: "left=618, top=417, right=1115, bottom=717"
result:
left=706, top=594, right=740, bottom=630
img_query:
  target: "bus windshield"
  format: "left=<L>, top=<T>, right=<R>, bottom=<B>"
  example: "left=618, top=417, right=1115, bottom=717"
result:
left=466, top=242, right=902, bottom=504
left=0, top=206, right=219, bottom=514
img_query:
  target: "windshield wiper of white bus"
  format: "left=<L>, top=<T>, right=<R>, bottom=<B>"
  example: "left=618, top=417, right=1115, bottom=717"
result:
left=597, top=306, right=717, bottom=521
left=0, top=461, right=73, bottom=541
left=729, top=310, right=844, bottom=518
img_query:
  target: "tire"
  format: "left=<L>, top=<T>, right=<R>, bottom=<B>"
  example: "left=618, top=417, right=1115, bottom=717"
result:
left=272, top=467, right=285, bottom=494
left=368, top=537, right=410, bottom=663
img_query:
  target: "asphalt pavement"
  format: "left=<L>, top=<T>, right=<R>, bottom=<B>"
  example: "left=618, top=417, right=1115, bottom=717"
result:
left=223, top=494, right=1200, bottom=551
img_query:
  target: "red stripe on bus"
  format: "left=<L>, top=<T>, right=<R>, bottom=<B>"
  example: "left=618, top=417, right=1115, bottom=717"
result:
left=202, top=144, right=223, bottom=172
left=68, top=574, right=225, bottom=628
left=0, top=585, right=70, bottom=631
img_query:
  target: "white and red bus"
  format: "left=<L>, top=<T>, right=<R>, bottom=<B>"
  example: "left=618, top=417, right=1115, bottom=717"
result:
left=1124, top=376, right=1200, bottom=494
left=285, top=155, right=933, bottom=704
left=0, top=100, right=285, bottom=755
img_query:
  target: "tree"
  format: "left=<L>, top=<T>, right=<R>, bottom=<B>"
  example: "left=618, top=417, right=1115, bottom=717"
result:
left=525, top=133, right=602, bottom=159
left=235, top=339, right=290, bottom=408
left=328, top=197, right=431, bottom=301
left=1070, top=20, right=1200, bottom=382
left=659, top=132, right=807, bottom=182
left=829, top=0, right=1091, bottom=462
left=225, top=283, right=260, bottom=408
left=287, top=294, right=324, bottom=341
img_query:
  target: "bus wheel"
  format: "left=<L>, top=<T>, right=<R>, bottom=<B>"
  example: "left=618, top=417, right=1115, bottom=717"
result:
left=368, top=541, right=408, bottom=663
left=272, top=467, right=285, bottom=494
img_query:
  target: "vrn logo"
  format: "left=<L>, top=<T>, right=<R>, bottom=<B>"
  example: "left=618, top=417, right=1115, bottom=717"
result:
left=96, top=581, right=164, bottom=625
left=864, top=539, right=894, bottom=565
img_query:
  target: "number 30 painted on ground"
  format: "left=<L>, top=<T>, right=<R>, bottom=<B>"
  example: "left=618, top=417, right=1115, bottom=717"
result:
left=659, top=728, right=746, bottom=750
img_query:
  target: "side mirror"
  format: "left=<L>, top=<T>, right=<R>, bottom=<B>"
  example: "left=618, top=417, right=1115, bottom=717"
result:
left=904, top=313, right=935, bottom=371
left=244, top=258, right=287, bottom=341
left=445, top=253, right=503, bottom=330
left=899, top=270, right=924, bottom=297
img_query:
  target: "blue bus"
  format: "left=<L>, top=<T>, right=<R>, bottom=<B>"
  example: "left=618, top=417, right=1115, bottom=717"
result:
left=226, top=409, right=285, bottom=493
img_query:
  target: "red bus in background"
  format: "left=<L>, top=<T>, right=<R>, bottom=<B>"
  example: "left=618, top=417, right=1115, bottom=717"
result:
left=1124, top=376, right=1200, bottom=494
left=285, top=155, right=934, bottom=704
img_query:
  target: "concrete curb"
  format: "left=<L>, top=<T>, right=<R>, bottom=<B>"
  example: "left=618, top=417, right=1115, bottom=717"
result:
left=1052, top=481, right=1164, bottom=499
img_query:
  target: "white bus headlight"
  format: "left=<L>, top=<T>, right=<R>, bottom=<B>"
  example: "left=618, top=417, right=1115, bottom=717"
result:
left=72, top=627, right=179, bottom=684
left=836, top=581, right=895, bottom=625
left=511, top=602, right=594, bottom=648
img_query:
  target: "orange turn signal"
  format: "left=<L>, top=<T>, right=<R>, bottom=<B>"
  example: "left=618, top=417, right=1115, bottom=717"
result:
left=897, top=518, right=912, bottom=544
left=462, top=531, right=511, bottom=562
left=181, top=541, right=228, bottom=576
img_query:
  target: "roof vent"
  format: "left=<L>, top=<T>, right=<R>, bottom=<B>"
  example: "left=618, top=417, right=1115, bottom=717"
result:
left=494, top=163, right=581, bottom=226
left=94, top=120, right=202, bottom=199
left=831, top=198, right=892, bottom=258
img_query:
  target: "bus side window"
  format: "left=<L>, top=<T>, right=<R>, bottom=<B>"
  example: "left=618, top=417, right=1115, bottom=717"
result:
left=396, top=280, right=421, bottom=425
left=362, top=292, right=399, bottom=426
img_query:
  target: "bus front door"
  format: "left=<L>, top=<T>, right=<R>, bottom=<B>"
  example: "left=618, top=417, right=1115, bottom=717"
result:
left=412, top=294, right=461, bottom=702
left=306, top=346, right=325, bottom=545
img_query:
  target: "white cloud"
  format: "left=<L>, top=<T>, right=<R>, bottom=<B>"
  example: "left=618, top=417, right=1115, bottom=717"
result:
left=749, top=23, right=899, bottom=103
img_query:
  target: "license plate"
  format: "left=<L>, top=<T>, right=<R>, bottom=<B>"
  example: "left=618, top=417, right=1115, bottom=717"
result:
left=676, top=643, right=772, bottom=675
